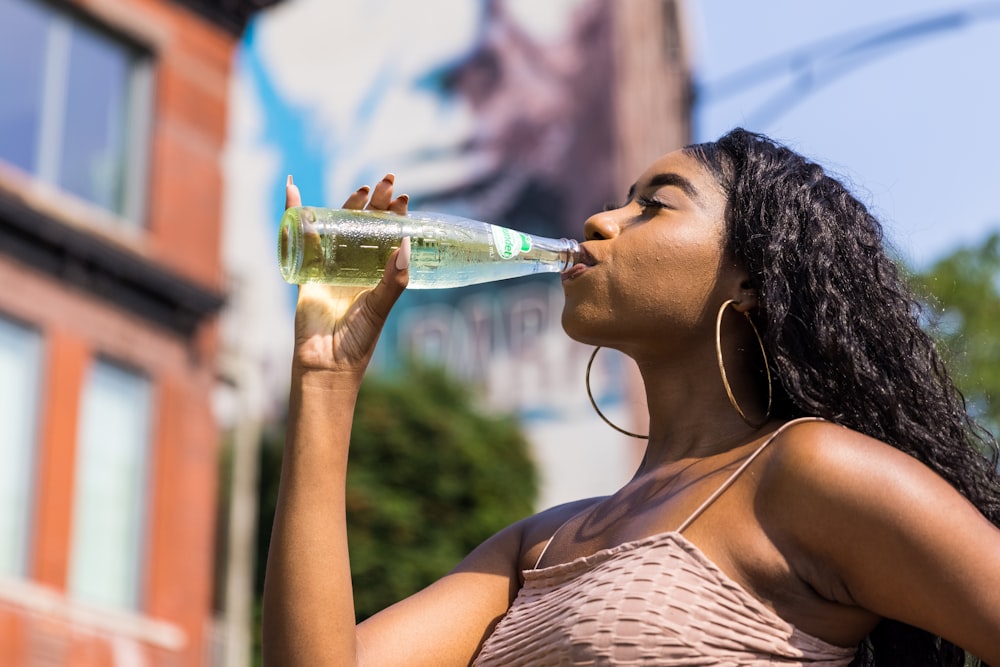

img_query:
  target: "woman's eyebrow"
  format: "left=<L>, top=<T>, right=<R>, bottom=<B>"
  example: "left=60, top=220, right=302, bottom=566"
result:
left=626, top=172, right=701, bottom=203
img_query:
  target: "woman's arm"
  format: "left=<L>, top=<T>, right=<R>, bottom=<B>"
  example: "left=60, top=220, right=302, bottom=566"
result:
left=766, top=421, right=1000, bottom=664
left=261, top=177, right=525, bottom=667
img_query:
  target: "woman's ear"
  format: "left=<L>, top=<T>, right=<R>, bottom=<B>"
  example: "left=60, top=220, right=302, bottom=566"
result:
left=730, top=279, right=759, bottom=314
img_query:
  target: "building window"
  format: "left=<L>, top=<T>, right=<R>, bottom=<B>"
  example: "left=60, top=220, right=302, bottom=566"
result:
left=0, top=315, right=43, bottom=578
left=68, top=359, right=152, bottom=610
left=0, top=0, right=152, bottom=223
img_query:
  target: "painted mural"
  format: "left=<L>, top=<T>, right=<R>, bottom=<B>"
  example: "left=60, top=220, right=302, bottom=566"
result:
left=222, top=0, right=645, bottom=507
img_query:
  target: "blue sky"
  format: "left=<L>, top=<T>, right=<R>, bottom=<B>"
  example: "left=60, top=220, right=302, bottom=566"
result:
left=688, top=0, right=1000, bottom=269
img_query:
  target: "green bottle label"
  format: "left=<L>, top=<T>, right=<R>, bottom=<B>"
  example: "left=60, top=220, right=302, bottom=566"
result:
left=490, top=224, right=532, bottom=259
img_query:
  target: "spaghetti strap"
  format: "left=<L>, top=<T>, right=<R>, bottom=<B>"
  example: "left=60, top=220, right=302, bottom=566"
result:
left=534, top=514, right=575, bottom=569
left=676, top=417, right=823, bottom=534
left=533, top=532, right=558, bottom=569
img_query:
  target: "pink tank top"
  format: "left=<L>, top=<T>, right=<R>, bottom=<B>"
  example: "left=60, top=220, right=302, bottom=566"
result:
left=473, top=418, right=858, bottom=666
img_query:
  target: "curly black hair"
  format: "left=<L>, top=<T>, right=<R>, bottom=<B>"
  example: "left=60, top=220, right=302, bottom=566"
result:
left=685, top=128, right=999, bottom=666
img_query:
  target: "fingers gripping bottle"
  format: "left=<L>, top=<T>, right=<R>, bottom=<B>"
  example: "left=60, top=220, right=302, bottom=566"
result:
left=278, top=207, right=580, bottom=289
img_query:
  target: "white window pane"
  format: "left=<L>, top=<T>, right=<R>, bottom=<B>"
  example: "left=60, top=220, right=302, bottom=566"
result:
left=60, top=22, right=130, bottom=211
left=0, top=0, right=49, bottom=173
left=68, top=360, right=152, bottom=610
left=0, top=316, right=42, bottom=578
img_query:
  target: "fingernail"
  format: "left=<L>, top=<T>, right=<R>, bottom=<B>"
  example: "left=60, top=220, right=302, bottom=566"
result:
left=397, top=194, right=409, bottom=205
left=383, top=173, right=395, bottom=184
left=286, top=175, right=294, bottom=186
left=396, top=236, right=410, bottom=270
left=357, top=185, right=370, bottom=194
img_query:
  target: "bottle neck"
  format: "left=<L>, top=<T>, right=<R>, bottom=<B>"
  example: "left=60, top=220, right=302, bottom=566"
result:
left=531, top=235, right=580, bottom=270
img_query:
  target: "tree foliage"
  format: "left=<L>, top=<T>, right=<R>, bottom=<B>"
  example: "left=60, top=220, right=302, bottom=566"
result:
left=254, top=360, right=539, bottom=629
left=346, top=362, right=538, bottom=618
left=909, top=231, right=1000, bottom=434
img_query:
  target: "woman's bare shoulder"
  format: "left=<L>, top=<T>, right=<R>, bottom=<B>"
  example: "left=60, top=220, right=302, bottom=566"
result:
left=760, top=418, right=944, bottom=497
left=755, top=419, right=1000, bottom=661
left=755, top=417, right=993, bottom=583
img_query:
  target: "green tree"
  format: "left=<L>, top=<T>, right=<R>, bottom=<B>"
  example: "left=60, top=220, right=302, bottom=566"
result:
left=909, top=231, right=1000, bottom=434
left=253, top=360, right=539, bottom=660
left=346, top=363, right=539, bottom=618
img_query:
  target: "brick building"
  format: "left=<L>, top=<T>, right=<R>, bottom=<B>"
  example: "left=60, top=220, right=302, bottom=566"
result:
left=0, top=0, right=276, bottom=664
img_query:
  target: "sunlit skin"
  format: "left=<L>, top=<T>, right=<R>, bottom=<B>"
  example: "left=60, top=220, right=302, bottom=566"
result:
left=261, top=156, right=1000, bottom=666
left=560, top=151, right=767, bottom=456
left=562, top=152, right=737, bottom=353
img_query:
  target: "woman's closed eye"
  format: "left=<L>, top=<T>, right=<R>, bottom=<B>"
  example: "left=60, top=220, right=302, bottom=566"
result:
left=636, top=196, right=673, bottom=211
left=601, top=196, right=673, bottom=214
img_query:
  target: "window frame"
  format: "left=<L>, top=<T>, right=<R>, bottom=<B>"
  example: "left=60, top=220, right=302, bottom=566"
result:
left=0, top=0, right=154, bottom=227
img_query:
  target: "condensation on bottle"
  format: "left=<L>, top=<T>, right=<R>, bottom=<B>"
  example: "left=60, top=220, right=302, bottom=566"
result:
left=278, top=206, right=580, bottom=289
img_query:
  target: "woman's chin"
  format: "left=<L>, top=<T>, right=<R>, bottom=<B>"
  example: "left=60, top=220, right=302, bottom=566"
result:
left=560, top=312, right=614, bottom=347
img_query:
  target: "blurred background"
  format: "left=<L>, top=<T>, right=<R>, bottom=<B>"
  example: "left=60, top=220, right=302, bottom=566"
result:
left=0, top=0, right=996, bottom=665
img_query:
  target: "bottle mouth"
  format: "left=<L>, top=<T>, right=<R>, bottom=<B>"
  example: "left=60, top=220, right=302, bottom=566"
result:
left=278, top=207, right=302, bottom=282
left=562, top=238, right=581, bottom=270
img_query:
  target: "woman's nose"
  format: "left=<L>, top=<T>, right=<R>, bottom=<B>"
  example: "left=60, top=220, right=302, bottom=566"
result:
left=583, top=211, right=621, bottom=241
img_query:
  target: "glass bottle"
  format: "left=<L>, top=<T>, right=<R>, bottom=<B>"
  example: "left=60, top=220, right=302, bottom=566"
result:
left=278, top=206, right=580, bottom=289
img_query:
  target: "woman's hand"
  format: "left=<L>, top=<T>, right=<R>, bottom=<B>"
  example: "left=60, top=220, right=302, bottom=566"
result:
left=288, top=174, right=410, bottom=381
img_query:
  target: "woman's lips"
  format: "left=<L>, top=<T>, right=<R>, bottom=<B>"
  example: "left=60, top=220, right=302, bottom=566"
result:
left=561, top=245, right=596, bottom=282
left=561, top=262, right=588, bottom=281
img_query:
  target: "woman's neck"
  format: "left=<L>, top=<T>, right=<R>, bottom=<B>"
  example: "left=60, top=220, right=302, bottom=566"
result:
left=630, top=345, right=771, bottom=472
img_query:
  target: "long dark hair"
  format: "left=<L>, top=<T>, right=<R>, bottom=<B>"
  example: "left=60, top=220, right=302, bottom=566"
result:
left=686, top=128, right=999, bottom=666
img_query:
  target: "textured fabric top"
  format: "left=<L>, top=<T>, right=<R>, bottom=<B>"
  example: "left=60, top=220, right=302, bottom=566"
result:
left=472, top=531, right=857, bottom=666
left=472, top=418, right=858, bottom=666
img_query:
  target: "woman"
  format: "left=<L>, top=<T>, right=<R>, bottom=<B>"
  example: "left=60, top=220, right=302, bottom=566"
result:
left=262, top=129, right=1000, bottom=665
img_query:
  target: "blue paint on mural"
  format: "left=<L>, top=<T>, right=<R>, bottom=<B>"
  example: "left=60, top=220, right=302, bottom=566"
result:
left=239, top=17, right=328, bottom=243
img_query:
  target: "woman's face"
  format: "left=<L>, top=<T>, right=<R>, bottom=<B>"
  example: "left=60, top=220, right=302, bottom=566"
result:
left=561, top=149, right=748, bottom=353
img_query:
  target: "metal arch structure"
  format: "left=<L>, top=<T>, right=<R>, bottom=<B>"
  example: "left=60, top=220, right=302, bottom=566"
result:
left=693, top=2, right=1000, bottom=130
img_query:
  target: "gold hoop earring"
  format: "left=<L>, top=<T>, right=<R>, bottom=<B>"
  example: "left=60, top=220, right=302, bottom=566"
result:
left=716, top=299, right=773, bottom=429
left=586, top=346, right=649, bottom=440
